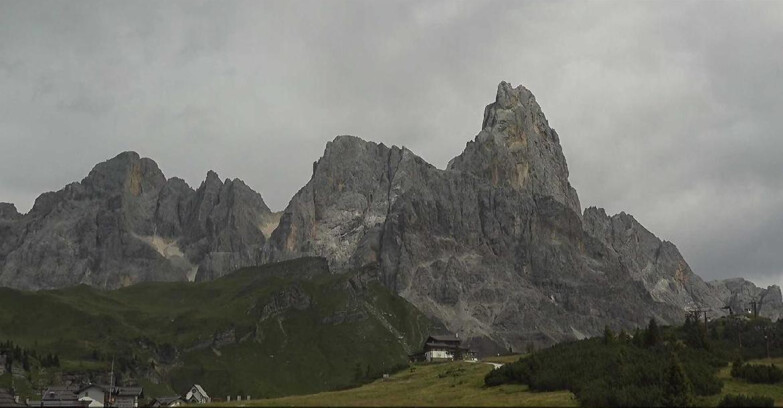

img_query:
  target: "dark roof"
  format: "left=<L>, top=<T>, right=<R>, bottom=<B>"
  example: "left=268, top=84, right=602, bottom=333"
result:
left=0, top=388, right=23, bottom=407
left=115, top=386, right=143, bottom=397
left=425, top=341, right=461, bottom=349
left=43, top=386, right=79, bottom=401
left=74, top=384, right=143, bottom=397
left=428, top=334, right=460, bottom=342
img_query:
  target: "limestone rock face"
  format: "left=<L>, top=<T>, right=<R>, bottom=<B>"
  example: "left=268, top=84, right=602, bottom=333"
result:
left=0, top=152, right=277, bottom=290
left=265, top=82, right=779, bottom=351
left=447, top=82, right=581, bottom=215
left=582, top=207, right=726, bottom=310
left=1, top=82, right=778, bottom=350
left=709, top=278, right=783, bottom=321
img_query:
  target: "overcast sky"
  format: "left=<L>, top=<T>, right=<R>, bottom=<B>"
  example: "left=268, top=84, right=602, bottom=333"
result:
left=1, top=1, right=781, bottom=289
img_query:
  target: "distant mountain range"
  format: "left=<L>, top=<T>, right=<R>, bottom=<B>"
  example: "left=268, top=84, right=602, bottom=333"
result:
left=1, top=82, right=780, bottom=352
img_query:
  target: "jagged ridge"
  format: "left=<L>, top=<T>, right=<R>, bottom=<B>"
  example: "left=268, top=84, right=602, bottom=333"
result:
left=0, top=82, right=780, bottom=352
left=0, top=152, right=278, bottom=289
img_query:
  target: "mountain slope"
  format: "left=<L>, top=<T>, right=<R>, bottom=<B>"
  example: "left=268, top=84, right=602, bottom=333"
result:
left=0, top=257, right=436, bottom=399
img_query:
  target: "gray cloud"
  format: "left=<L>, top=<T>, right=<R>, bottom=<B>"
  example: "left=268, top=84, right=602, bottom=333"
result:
left=1, top=0, right=781, bottom=288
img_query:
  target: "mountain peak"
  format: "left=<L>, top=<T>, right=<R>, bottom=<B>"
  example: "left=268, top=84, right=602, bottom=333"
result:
left=83, top=151, right=166, bottom=197
left=491, top=81, right=533, bottom=110
left=0, top=203, right=20, bottom=219
left=448, top=82, right=581, bottom=215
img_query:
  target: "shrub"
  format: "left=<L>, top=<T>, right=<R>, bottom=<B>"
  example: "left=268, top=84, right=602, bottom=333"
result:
left=718, top=394, right=774, bottom=407
left=483, top=337, right=723, bottom=407
left=731, top=362, right=783, bottom=384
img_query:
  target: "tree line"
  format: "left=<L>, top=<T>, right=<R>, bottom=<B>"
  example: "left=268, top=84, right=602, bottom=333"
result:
left=485, top=316, right=782, bottom=407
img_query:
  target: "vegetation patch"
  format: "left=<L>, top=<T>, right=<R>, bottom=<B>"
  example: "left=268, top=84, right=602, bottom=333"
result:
left=486, top=316, right=783, bottom=407
left=717, top=394, right=774, bottom=407
left=730, top=360, right=783, bottom=384
left=0, top=258, right=437, bottom=402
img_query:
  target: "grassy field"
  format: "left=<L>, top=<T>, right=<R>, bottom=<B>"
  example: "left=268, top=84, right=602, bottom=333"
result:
left=222, top=361, right=576, bottom=407
left=483, top=354, right=525, bottom=365
left=696, top=357, right=783, bottom=407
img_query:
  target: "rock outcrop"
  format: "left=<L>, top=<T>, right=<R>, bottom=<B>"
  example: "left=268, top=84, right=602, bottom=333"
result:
left=265, top=82, right=783, bottom=350
left=0, top=152, right=278, bottom=289
left=709, top=278, right=783, bottom=322
left=1, top=82, right=779, bottom=350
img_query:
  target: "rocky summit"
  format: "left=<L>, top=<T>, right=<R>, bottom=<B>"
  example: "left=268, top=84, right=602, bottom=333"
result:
left=0, top=152, right=279, bottom=289
left=1, top=82, right=780, bottom=351
left=264, top=82, right=783, bottom=352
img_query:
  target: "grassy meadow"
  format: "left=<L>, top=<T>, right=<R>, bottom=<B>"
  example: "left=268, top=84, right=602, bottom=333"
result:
left=696, top=357, right=783, bottom=407
left=220, top=360, right=576, bottom=407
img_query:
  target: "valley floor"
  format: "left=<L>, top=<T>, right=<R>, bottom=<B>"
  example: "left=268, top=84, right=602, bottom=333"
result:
left=215, top=359, right=576, bottom=407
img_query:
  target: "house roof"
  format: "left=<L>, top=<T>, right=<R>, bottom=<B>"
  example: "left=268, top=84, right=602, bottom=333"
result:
left=115, top=386, right=143, bottom=397
left=424, top=341, right=461, bottom=348
left=185, top=384, right=209, bottom=400
left=0, top=388, right=24, bottom=407
left=43, top=386, right=80, bottom=401
left=428, top=334, right=460, bottom=342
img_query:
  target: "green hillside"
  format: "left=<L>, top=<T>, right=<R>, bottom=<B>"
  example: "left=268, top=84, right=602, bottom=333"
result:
left=0, top=257, right=437, bottom=401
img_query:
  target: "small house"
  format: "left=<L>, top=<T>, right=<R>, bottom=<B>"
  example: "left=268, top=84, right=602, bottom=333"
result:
left=73, top=384, right=142, bottom=408
left=411, top=334, right=477, bottom=362
left=76, top=384, right=110, bottom=407
left=183, top=385, right=210, bottom=404
left=41, top=385, right=88, bottom=407
left=113, top=387, right=143, bottom=408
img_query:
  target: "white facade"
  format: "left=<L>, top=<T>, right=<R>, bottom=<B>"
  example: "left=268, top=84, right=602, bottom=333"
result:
left=425, top=350, right=454, bottom=361
left=78, top=385, right=107, bottom=408
left=184, top=384, right=210, bottom=404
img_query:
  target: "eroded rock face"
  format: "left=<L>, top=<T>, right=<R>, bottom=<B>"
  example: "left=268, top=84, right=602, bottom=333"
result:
left=0, top=152, right=278, bottom=290
left=1, top=82, right=779, bottom=350
left=448, top=82, right=581, bottom=216
left=264, top=82, right=781, bottom=350
left=582, top=207, right=726, bottom=310
left=709, top=278, right=783, bottom=321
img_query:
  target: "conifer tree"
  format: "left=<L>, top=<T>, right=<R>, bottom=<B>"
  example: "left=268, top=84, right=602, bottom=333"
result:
left=645, top=318, right=662, bottom=348
left=618, top=329, right=631, bottom=342
left=603, top=325, right=615, bottom=345
left=632, top=327, right=643, bottom=347
left=663, top=352, right=693, bottom=407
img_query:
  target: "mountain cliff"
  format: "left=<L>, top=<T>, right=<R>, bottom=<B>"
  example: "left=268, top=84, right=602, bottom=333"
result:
left=1, top=82, right=779, bottom=351
left=0, top=152, right=277, bottom=289
left=265, top=82, right=783, bottom=350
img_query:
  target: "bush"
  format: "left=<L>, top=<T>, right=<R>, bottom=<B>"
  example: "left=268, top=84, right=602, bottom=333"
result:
left=718, top=394, right=774, bottom=407
left=731, top=362, right=783, bottom=384
left=483, top=337, right=724, bottom=407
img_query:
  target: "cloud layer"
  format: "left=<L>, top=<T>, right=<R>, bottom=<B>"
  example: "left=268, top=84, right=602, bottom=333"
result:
left=1, top=0, right=781, bottom=288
